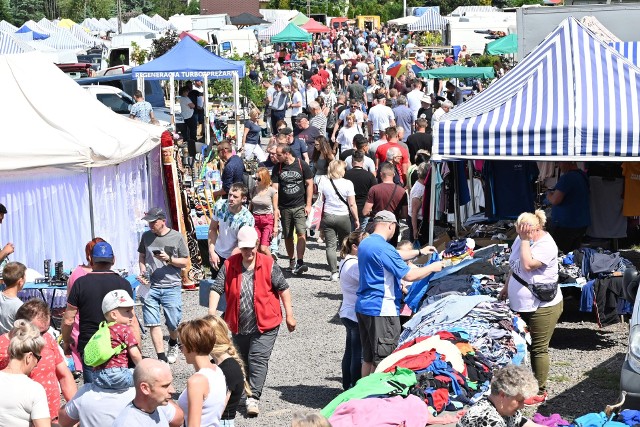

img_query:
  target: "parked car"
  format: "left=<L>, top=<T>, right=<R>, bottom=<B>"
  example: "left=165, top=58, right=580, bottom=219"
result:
left=621, top=267, right=640, bottom=408
left=56, top=63, right=94, bottom=79
left=76, top=70, right=166, bottom=109
left=82, top=85, right=183, bottom=129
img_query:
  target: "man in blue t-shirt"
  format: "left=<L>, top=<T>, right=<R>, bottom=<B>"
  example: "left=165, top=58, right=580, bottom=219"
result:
left=547, top=162, right=591, bottom=253
left=355, top=210, right=445, bottom=377
left=213, top=141, right=244, bottom=199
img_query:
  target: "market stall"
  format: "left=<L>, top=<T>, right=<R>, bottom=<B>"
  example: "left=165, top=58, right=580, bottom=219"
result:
left=271, top=23, right=312, bottom=43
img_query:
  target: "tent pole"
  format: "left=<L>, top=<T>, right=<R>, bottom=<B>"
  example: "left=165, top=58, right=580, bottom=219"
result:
left=146, top=152, right=153, bottom=208
left=468, top=160, right=476, bottom=213
left=204, top=77, right=210, bottom=146
left=87, top=168, right=96, bottom=239
left=233, top=72, right=240, bottom=151
left=453, top=162, right=460, bottom=237
left=169, top=75, right=175, bottom=127
left=428, top=161, right=437, bottom=245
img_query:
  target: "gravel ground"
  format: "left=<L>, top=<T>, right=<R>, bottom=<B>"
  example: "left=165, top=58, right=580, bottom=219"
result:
left=135, top=237, right=630, bottom=426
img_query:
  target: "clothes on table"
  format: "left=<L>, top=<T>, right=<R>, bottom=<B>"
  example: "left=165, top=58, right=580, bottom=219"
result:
left=617, top=410, right=640, bottom=426
left=572, top=412, right=629, bottom=427
left=375, top=335, right=465, bottom=374
left=532, top=413, right=571, bottom=427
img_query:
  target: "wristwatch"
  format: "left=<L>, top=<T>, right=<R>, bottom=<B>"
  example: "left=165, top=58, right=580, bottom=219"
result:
left=418, top=248, right=424, bottom=256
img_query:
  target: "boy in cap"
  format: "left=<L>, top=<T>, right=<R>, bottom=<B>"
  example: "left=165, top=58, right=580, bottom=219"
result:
left=91, top=290, right=143, bottom=390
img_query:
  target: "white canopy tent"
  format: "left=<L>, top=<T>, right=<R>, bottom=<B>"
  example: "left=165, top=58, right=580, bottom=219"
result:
left=0, top=52, right=166, bottom=273
left=387, top=16, right=419, bottom=26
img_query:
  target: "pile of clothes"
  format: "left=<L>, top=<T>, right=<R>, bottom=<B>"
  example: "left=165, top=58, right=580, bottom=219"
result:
left=572, top=410, right=640, bottom=427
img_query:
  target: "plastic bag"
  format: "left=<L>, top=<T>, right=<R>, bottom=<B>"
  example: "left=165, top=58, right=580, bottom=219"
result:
left=306, top=197, right=324, bottom=231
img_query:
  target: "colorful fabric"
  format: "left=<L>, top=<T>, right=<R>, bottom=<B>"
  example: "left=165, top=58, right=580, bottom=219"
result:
left=329, top=395, right=429, bottom=427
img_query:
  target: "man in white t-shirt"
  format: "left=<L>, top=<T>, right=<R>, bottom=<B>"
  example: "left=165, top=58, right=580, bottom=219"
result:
left=406, top=80, right=424, bottom=120
left=208, top=183, right=256, bottom=280
left=290, top=84, right=303, bottom=117
left=58, top=384, right=136, bottom=427
left=367, top=94, right=395, bottom=141
left=112, top=359, right=184, bottom=427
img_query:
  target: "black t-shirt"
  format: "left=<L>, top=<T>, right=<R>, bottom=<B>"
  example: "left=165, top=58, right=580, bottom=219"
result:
left=272, top=158, right=313, bottom=208
left=340, top=148, right=354, bottom=161
left=67, top=272, right=134, bottom=354
left=417, top=107, right=432, bottom=123
left=345, top=167, right=378, bottom=218
left=219, top=357, right=245, bottom=420
left=188, top=89, right=202, bottom=111
left=406, top=132, right=433, bottom=163
left=297, top=126, right=322, bottom=155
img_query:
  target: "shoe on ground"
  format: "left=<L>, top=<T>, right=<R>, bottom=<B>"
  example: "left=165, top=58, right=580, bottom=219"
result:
left=524, top=392, right=548, bottom=406
left=271, top=251, right=278, bottom=260
left=181, top=282, right=197, bottom=291
left=293, top=263, right=308, bottom=275
left=317, top=237, right=324, bottom=244
left=287, top=258, right=296, bottom=271
left=167, top=343, right=180, bottom=364
left=326, top=272, right=339, bottom=281
left=246, top=397, right=259, bottom=416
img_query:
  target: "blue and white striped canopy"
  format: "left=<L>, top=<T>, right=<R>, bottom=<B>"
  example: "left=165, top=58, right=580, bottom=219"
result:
left=40, top=30, right=88, bottom=50
left=407, top=11, right=448, bottom=32
left=611, top=42, right=640, bottom=67
left=0, top=31, right=35, bottom=54
left=434, top=17, right=640, bottom=161
left=0, top=20, right=17, bottom=33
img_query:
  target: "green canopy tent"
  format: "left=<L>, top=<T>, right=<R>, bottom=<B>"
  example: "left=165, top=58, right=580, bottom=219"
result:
left=419, top=65, right=495, bottom=79
left=290, top=12, right=310, bottom=25
left=485, top=34, right=518, bottom=55
left=271, top=23, right=312, bottom=43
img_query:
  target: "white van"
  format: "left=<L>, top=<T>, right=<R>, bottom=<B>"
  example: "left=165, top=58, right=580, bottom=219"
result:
left=208, top=29, right=261, bottom=57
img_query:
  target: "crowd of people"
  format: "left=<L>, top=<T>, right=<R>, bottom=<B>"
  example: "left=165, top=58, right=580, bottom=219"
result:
left=0, top=22, right=572, bottom=427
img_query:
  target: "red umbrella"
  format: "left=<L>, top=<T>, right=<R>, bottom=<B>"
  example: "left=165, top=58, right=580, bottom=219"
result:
left=301, top=18, right=331, bottom=34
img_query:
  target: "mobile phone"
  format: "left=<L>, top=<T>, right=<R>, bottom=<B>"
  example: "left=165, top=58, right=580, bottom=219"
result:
left=152, top=250, right=162, bottom=255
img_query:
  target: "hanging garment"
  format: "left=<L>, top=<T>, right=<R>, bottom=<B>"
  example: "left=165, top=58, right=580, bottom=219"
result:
left=622, top=162, right=640, bottom=216
left=587, top=177, right=626, bottom=238
left=482, top=160, right=539, bottom=220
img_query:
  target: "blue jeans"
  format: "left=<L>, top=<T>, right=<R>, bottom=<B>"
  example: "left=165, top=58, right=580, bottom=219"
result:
left=340, top=317, right=362, bottom=390
left=220, top=420, right=235, bottom=427
left=94, top=367, right=134, bottom=390
left=82, top=361, right=95, bottom=384
left=142, top=286, right=182, bottom=331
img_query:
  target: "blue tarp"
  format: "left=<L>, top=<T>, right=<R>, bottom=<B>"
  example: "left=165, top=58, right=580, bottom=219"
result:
left=131, top=36, right=246, bottom=80
left=15, top=24, right=49, bottom=40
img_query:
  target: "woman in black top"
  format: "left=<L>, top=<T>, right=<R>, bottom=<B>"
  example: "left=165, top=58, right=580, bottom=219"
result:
left=204, top=314, right=250, bottom=423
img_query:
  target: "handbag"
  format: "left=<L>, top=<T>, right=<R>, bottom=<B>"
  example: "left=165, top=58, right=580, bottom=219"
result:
left=512, top=272, right=558, bottom=302
left=329, top=178, right=354, bottom=224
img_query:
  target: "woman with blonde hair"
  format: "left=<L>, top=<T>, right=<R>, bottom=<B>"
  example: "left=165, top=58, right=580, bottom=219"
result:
left=318, top=160, right=360, bottom=281
left=241, top=107, right=266, bottom=161
left=250, top=167, right=278, bottom=257
left=291, top=411, right=332, bottom=427
left=177, top=318, right=227, bottom=427
left=499, top=210, right=562, bottom=406
left=204, top=314, right=250, bottom=427
left=0, top=319, right=50, bottom=427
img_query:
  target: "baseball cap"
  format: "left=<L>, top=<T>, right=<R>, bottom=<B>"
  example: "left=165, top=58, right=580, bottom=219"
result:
left=237, top=226, right=259, bottom=248
left=279, top=127, right=293, bottom=135
left=142, top=207, right=166, bottom=222
left=102, top=289, right=138, bottom=314
left=373, top=210, right=398, bottom=224
left=296, top=113, right=309, bottom=121
left=92, top=241, right=115, bottom=263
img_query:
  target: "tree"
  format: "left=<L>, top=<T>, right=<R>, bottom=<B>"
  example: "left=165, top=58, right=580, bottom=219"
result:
left=151, top=0, right=186, bottom=18
left=0, top=0, right=12, bottom=22
left=10, top=0, right=44, bottom=25
left=150, top=29, right=179, bottom=58
left=184, top=0, right=198, bottom=14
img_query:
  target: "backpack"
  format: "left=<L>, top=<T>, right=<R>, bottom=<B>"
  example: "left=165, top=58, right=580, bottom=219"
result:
left=243, top=158, right=259, bottom=202
left=83, top=321, right=127, bottom=367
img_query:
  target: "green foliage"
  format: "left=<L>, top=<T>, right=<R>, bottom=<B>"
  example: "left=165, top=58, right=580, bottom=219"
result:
left=150, top=0, right=185, bottom=19
left=417, top=32, right=443, bottom=46
left=0, top=0, right=12, bottom=22
left=184, top=0, right=199, bottom=14
left=474, top=54, right=501, bottom=67
left=151, top=29, right=179, bottom=59
left=58, top=0, right=114, bottom=21
left=131, top=40, right=149, bottom=64
left=197, top=39, right=207, bottom=47
left=9, top=0, right=44, bottom=25
left=347, top=0, right=403, bottom=22
left=505, top=0, right=541, bottom=7
left=208, top=52, right=265, bottom=108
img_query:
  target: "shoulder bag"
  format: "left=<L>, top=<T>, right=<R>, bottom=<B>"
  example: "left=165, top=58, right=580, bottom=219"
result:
left=329, top=178, right=354, bottom=224
left=512, top=271, right=558, bottom=302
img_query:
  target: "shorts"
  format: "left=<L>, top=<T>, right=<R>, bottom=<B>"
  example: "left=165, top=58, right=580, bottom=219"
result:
left=356, top=313, right=401, bottom=364
left=280, top=206, right=307, bottom=239
left=254, top=213, right=274, bottom=247
left=94, top=367, right=134, bottom=390
left=142, top=286, right=182, bottom=331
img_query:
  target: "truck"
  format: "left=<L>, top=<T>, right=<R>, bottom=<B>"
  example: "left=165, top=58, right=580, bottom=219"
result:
left=206, top=29, right=262, bottom=57
left=445, top=12, right=516, bottom=55
left=107, top=32, right=156, bottom=66
left=516, top=4, right=640, bottom=59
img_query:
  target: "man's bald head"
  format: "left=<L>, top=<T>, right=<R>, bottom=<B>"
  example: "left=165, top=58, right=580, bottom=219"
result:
left=134, top=358, right=170, bottom=388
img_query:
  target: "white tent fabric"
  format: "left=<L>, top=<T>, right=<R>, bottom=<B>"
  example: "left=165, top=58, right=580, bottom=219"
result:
left=0, top=52, right=162, bottom=170
left=434, top=17, right=640, bottom=161
left=0, top=51, right=166, bottom=272
left=258, top=19, right=287, bottom=41
left=0, top=31, right=36, bottom=54
left=580, top=16, right=620, bottom=44
left=102, top=17, right=117, bottom=31
left=69, top=24, right=101, bottom=45
left=137, top=14, right=162, bottom=31
left=23, top=20, right=51, bottom=35
left=387, top=16, right=419, bottom=26
left=81, top=18, right=107, bottom=32
left=40, top=30, right=88, bottom=50
left=449, top=6, right=499, bottom=16
left=12, top=32, right=35, bottom=41
left=122, top=17, right=155, bottom=33
left=0, top=20, right=17, bottom=33
left=408, top=11, right=448, bottom=32
left=37, top=18, right=60, bottom=33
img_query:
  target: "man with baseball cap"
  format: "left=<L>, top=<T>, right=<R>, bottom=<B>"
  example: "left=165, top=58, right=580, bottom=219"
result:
left=355, top=211, right=445, bottom=377
left=209, top=226, right=296, bottom=416
left=138, top=207, right=189, bottom=364
left=62, top=241, right=141, bottom=383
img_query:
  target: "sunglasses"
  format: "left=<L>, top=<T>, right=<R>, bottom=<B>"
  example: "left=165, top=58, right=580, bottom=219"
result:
left=32, top=352, right=42, bottom=363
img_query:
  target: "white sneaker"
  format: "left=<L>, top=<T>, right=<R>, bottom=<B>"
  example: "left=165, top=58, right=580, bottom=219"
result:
left=167, top=343, right=180, bottom=364
left=246, top=397, right=260, bottom=416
